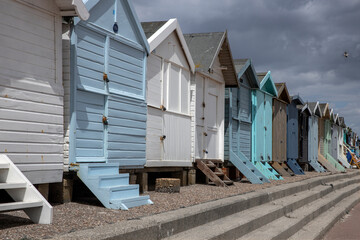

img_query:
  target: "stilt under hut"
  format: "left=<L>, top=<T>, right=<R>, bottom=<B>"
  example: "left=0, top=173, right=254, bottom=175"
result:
left=316, top=104, right=340, bottom=172
left=330, top=112, right=350, bottom=168
left=141, top=19, right=196, bottom=187
left=270, top=83, right=294, bottom=177
left=65, top=0, right=153, bottom=209
left=286, top=96, right=306, bottom=174
left=224, top=59, right=269, bottom=184
left=307, top=102, right=327, bottom=172
left=252, top=72, right=282, bottom=180
left=184, top=31, right=238, bottom=186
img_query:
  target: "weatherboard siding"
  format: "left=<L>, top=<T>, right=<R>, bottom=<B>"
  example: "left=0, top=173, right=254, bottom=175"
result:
left=0, top=0, right=63, bottom=184
left=145, top=29, right=193, bottom=166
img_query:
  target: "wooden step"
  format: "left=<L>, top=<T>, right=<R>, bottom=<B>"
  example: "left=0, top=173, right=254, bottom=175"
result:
left=0, top=201, right=43, bottom=212
left=0, top=182, right=27, bottom=189
left=196, top=160, right=233, bottom=187
left=0, top=163, right=9, bottom=169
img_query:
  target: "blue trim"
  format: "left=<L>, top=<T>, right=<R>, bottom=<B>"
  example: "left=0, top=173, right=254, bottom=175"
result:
left=78, top=22, right=145, bottom=52
left=142, top=51, right=147, bottom=100
left=69, top=26, right=78, bottom=165
left=104, top=36, right=110, bottom=162
left=259, top=71, right=278, bottom=97
left=78, top=0, right=150, bottom=54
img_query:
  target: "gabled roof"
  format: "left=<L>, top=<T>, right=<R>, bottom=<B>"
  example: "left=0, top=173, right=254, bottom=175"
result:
left=301, top=104, right=312, bottom=115
left=184, top=31, right=238, bottom=87
left=233, top=59, right=259, bottom=88
left=80, top=0, right=150, bottom=54
left=55, top=0, right=89, bottom=20
left=308, top=102, right=322, bottom=117
left=275, top=83, right=291, bottom=104
left=291, top=95, right=304, bottom=105
left=257, top=71, right=277, bottom=97
left=141, top=19, right=195, bottom=73
left=319, top=103, right=330, bottom=119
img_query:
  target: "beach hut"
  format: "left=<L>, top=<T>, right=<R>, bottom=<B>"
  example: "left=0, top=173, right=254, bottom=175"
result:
left=224, top=59, right=269, bottom=184
left=271, top=83, right=294, bottom=176
left=331, top=113, right=350, bottom=168
left=307, top=102, right=326, bottom=172
left=184, top=31, right=238, bottom=186
left=338, top=117, right=346, bottom=156
left=141, top=19, right=195, bottom=170
left=0, top=0, right=87, bottom=184
left=252, top=72, right=282, bottom=180
left=64, top=0, right=152, bottom=209
left=0, top=0, right=89, bottom=223
left=286, top=96, right=306, bottom=174
left=317, top=104, right=342, bottom=172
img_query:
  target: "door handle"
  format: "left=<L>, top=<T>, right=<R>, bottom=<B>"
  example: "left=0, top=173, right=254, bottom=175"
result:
left=102, top=116, right=108, bottom=125
left=103, top=73, right=109, bottom=82
left=160, top=135, right=166, bottom=141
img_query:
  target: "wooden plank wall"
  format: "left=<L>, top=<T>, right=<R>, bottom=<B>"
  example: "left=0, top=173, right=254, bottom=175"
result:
left=272, top=99, right=287, bottom=162
left=0, top=0, right=63, bottom=184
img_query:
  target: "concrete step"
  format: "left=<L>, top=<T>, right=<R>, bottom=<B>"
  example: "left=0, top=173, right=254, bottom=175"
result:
left=238, top=180, right=360, bottom=240
left=0, top=201, right=43, bottom=212
left=289, top=189, right=360, bottom=240
left=52, top=171, right=360, bottom=240
left=165, top=176, right=360, bottom=240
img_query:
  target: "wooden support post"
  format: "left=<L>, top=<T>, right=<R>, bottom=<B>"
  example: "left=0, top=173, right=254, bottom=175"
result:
left=137, top=172, right=148, bottom=193
left=49, top=173, right=74, bottom=203
left=36, top=184, right=49, bottom=200
left=188, top=169, right=196, bottom=185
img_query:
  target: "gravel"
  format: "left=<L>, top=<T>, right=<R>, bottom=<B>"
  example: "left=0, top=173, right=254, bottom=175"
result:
left=0, top=171, right=335, bottom=240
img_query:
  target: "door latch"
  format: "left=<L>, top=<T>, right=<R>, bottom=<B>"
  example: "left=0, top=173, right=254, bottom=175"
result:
left=103, top=73, right=109, bottom=82
left=102, top=116, right=108, bottom=125
left=160, top=105, right=167, bottom=111
left=160, top=135, right=166, bottom=141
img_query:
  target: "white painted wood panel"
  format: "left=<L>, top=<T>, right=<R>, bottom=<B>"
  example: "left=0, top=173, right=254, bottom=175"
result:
left=146, top=54, right=162, bottom=108
left=153, top=31, right=189, bottom=69
left=163, top=112, right=191, bottom=162
left=146, top=107, right=163, bottom=161
left=0, top=0, right=63, bottom=184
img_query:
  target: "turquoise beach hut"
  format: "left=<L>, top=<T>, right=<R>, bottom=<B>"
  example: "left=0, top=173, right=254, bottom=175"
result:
left=252, top=72, right=282, bottom=180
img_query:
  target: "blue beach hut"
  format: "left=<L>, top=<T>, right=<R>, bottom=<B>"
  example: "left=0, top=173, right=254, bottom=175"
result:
left=252, top=72, right=282, bottom=180
left=224, top=59, right=269, bottom=184
left=65, top=0, right=152, bottom=209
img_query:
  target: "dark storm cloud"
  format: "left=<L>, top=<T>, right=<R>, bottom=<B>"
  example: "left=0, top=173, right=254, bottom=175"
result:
left=133, top=0, right=360, bottom=133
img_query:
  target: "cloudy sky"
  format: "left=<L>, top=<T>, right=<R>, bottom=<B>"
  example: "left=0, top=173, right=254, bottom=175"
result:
left=133, top=0, right=360, bottom=134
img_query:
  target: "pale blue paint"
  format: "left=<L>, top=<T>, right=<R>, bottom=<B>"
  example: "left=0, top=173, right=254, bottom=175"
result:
left=286, top=96, right=305, bottom=175
left=69, top=0, right=151, bottom=209
left=224, top=61, right=269, bottom=184
left=70, top=0, right=148, bottom=167
left=308, top=115, right=326, bottom=172
left=77, top=163, right=153, bottom=210
left=252, top=71, right=282, bottom=180
left=225, top=88, right=269, bottom=184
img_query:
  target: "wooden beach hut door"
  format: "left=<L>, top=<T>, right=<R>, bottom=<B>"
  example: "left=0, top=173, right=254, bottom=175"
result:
left=73, top=24, right=146, bottom=164
left=74, top=27, right=107, bottom=163
left=239, top=84, right=252, bottom=160
left=196, top=77, right=221, bottom=159
left=147, top=55, right=192, bottom=164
